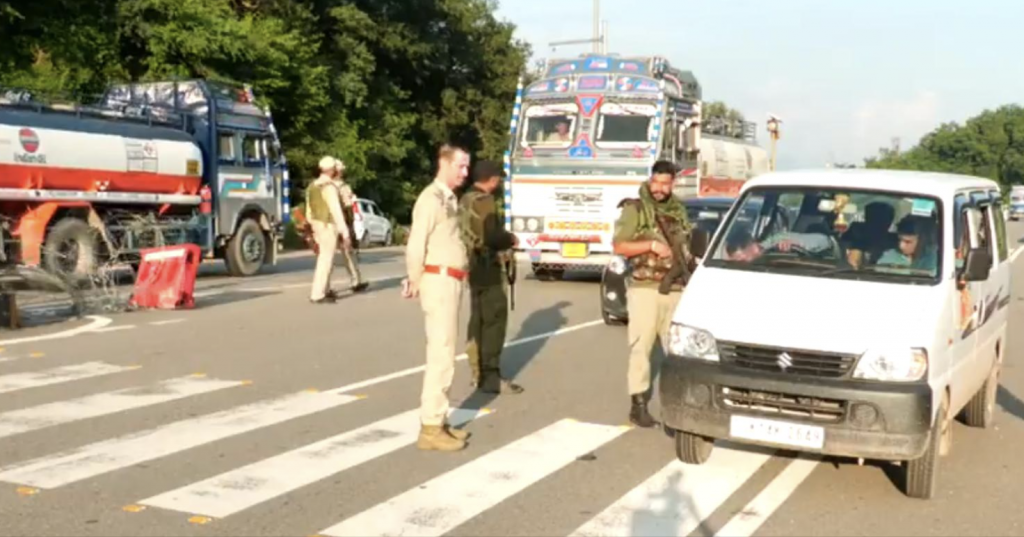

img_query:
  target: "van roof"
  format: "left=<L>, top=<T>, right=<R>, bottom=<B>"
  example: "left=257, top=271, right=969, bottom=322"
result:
left=742, top=168, right=998, bottom=197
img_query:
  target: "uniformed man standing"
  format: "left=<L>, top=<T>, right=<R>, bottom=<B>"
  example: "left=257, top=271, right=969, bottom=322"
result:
left=330, top=158, right=368, bottom=293
left=460, top=160, right=523, bottom=395
left=612, top=160, right=692, bottom=427
left=306, top=156, right=352, bottom=304
left=403, top=144, right=472, bottom=451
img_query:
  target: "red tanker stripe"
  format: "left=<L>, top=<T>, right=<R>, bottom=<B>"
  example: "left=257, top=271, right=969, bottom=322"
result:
left=0, top=162, right=202, bottom=195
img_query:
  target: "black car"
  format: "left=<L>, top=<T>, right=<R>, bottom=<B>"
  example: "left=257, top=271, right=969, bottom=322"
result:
left=600, top=196, right=738, bottom=325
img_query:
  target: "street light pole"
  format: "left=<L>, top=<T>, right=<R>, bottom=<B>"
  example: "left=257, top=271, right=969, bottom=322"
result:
left=593, top=0, right=601, bottom=53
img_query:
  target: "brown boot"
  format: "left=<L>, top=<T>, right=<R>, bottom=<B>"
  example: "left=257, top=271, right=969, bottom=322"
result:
left=444, top=423, right=470, bottom=441
left=417, top=424, right=466, bottom=451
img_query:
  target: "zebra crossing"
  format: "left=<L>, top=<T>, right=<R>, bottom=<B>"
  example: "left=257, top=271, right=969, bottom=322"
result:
left=0, top=354, right=821, bottom=537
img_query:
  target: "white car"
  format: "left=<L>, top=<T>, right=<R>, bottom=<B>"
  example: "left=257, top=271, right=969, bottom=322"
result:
left=661, top=169, right=1010, bottom=500
left=352, top=198, right=393, bottom=247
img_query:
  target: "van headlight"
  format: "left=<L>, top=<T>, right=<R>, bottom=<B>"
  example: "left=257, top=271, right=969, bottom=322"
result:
left=852, top=348, right=928, bottom=382
left=668, top=323, right=719, bottom=362
left=608, top=256, right=627, bottom=275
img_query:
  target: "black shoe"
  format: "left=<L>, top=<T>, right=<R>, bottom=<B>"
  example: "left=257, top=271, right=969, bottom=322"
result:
left=629, top=394, right=656, bottom=428
left=479, top=376, right=524, bottom=395
left=352, top=282, right=369, bottom=293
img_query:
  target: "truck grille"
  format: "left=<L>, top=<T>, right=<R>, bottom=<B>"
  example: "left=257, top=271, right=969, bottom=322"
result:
left=718, top=342, right=856, bottom=378
left=720, top=386, right=846, bottom=423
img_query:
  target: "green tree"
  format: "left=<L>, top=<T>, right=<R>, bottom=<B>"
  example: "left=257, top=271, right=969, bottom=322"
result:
left=702, top=101, right=748, bottom=139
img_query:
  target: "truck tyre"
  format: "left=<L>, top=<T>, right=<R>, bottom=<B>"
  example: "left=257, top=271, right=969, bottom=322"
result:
left=674, top=429, right=713, bottom=464
left=43, top=217, right=98, bottom=280
left=905, top=395, right=949, bottom=500
left=963, top=355, right=1000, bottom=428
left=225, top=218, right=266, bottom=277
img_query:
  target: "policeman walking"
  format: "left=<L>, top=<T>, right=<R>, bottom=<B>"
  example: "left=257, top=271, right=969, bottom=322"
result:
left=460, top=160, right=523, bottom=395
left=330, top=158, right=368, bottom=293
left=612, top=160, right=692, bottom=427
left=307, top=156, right=352, bottom=304
left=403, top=144, right=472, bottom=451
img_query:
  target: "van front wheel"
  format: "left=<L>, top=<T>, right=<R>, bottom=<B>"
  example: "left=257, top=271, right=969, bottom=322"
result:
left=963, top=357, right=1000, bottom=428
left=674, top=430, right=713, bottom=465
left=904, top=396, right=949, bottom=500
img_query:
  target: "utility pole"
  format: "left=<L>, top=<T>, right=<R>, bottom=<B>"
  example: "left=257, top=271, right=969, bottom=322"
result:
left=593, top=0, right=600, bottom=53
left=549, top=0, right=607, bottom=54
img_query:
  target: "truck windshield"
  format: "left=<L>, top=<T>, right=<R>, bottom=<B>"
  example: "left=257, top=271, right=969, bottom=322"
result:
left=595, top=102, right=655, bottom=147
left=705, top=187, right=943, bottom=284
left=521, top=102, right=577, bottom=148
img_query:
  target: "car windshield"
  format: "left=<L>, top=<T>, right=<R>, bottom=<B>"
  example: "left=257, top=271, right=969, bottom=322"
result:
left=705, top=187, right=943, bottom=283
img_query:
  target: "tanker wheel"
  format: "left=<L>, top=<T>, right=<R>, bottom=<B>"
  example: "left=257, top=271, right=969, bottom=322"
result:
left=225, top=218, right=266, bottom=277
left=43, top=217, right=99, bottom=281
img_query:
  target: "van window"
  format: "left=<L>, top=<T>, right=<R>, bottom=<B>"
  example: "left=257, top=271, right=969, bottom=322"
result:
left=707, top=186, right=943, bottom=284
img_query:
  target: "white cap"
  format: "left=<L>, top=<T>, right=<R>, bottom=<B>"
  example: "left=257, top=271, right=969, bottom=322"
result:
left=318, top=155, right=338, bottom=171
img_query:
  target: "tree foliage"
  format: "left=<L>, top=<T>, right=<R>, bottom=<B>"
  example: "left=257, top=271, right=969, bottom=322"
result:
left=865, top=105, right=1024, bottom=190
left=702, top=101, right=749, bottom=139
left=0, top=0, right=530, bottom=222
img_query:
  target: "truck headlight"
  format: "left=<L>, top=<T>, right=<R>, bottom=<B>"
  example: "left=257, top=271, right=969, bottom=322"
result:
left=668, top=323, right=719, bottom=361
left=608, top=256, right=627, bottom=275
left=852, top=348, right=928, bottom=382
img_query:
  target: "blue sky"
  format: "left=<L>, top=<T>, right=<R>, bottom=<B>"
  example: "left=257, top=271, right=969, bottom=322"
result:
left=494, top=0, right=1023, bottom=170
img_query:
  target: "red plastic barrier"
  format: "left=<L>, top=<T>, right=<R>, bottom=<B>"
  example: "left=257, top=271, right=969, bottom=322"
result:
left=128, top=244, right=202, bottom=309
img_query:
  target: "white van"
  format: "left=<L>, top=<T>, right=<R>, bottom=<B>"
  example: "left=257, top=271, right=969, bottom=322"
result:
left=661, top=169, right=1011, bottom=500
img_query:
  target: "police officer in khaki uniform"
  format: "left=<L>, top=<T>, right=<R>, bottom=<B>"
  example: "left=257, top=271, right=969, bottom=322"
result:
left=307, top=156, right=352, bottom=303
left=612, top=160, right=693, bottom=427
left=403, top=144, right=471, bottom=451
left=330, top=158, right=368, bottom=293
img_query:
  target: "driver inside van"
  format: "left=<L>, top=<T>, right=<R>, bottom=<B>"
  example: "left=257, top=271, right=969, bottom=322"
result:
left=724, top=226, right=835, bottom=262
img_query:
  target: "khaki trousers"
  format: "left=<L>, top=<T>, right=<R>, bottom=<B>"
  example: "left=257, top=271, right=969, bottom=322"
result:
left=339, top=245, right=362, bottom=284
left=419, top=272, right=464, bottom=426
left=310, top=221, right=337, bottom=300
left=626, top=285, right=682, bottom=396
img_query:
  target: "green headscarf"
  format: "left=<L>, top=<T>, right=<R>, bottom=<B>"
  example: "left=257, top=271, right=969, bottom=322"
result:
left=637, top=183, right=691, bottom=234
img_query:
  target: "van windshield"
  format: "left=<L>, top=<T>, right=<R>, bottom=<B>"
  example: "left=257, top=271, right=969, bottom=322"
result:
left=705, top=187, right=943, bottom=284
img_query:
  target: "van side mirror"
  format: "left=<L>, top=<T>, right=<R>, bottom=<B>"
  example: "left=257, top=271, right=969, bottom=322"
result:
left=962, top=247, right=992, bottom=282
left=690, top=229, right=710, bottom=258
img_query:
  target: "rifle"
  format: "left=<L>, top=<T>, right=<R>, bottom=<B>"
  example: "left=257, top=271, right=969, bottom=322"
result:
left=654, top=216, right=694, bottom=296
left=503, top=251, right=516, bottom=310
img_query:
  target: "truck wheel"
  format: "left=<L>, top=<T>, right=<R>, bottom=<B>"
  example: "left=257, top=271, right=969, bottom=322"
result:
left=963, top=356, right=1000, bottom=428
left=675, top=430, right=713, bottom=464
left=905, top=395, right=949, bottom=500
left=224, top=218, right=266, bottom=277
left=43, top=217, right=98, bottom=280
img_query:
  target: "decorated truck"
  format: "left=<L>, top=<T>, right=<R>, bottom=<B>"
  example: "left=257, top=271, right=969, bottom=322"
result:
left=0, top=80, right=289, bottom=278
left=502, top=53, right=768, bottom=279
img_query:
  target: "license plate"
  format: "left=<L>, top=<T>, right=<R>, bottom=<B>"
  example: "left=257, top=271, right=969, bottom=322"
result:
left=561, top=242, right=588, bottom=258
left=729, top=415, right=824, bottom=449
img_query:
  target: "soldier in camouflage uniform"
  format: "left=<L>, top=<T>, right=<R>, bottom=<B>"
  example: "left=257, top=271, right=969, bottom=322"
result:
left=460, top=160, right=523, bottom=395
left=612, top=160, right=693, bottom=427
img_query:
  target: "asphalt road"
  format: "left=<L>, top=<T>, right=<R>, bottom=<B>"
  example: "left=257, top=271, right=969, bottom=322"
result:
left=2, top=225, right=1024, bottom=537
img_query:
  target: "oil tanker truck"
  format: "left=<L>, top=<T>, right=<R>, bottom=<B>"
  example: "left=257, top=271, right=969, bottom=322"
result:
left=0, top=79, right=289, bottom=279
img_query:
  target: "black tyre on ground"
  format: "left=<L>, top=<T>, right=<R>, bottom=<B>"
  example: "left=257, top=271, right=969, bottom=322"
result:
left=224, top=218, right=267, bottom=277
left=963, top=354, right=1000, bottom=428
left=905, top=395, right=949, bottom=500
left=42, top=217, right=99, bottom=279
left=674, top=429, right=714, bottom=464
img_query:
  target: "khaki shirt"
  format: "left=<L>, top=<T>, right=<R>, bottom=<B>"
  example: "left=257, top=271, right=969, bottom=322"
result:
left=307, top=175, right=349, bottom=234
left=406, top=178, right=468, bottom=285
left=334, top=179, right=356, bottom=207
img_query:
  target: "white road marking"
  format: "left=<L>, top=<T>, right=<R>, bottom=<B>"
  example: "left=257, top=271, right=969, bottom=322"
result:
left=238, top=274, right=404, bottom=294
left=150, top=319, right=186, bottom=326
left=0, top=362, right=136, bottom=395
left=0, top=315, right=112, bottom=346
left=569, top=443, right=772, bottom=537
left=325, top=320, right=603, bottom=395
left=92, top=325, right=136, bottom=333
left=1011, top=245, right=1024, bottom=262
left=319, top=418, right=629, bottom=537
left=0, top=391, right=362, bottom=489
left=713, top=455, right=820, bottom=537
left=139, top=407, right=493, bottom=518
left=0, top=376, right=244, bottom=440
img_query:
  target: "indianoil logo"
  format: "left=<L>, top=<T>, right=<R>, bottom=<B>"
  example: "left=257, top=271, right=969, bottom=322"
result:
left=18, top=128, right=39, bottom=153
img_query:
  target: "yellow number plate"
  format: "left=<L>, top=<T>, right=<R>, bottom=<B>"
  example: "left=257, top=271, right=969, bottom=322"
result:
left=561, top=242, right=588, bottom=258
left=186, top=159, right=200, bottom=176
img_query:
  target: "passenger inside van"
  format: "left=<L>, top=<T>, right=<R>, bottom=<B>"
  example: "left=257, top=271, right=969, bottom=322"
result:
left=841, top=202, right=897, bottom=268
left=875, top=215, right=938, bottom=272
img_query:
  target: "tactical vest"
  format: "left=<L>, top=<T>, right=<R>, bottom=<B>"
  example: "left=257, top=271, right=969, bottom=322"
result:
left=305, top=183, right=333, bottom=225
left=621, top=199, right=691, bottom=287
left=459, top=190, right=488, bottom=254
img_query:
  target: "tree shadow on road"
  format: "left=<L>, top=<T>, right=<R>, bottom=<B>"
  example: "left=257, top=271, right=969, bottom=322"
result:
left=458, top=300, right=571, bottom=413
